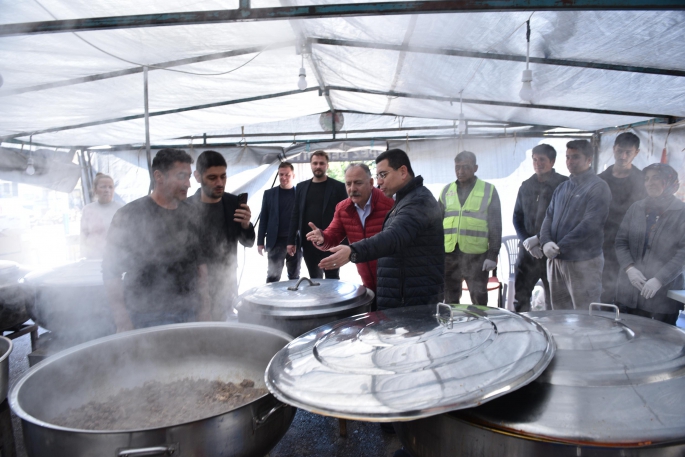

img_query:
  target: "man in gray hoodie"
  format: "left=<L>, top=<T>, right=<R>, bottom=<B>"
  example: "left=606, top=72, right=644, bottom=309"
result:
left=539, top=140, right=611, bottom=310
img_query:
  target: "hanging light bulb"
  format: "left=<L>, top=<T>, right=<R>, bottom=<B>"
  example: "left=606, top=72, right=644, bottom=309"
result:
left=25, top=157, right=35, bottom=176
left=519, top=69, right=534, bottom=102
left=519, top=20, right=534, bottom=103
left=297, top=51, right=307, bottom=91
left=458, top=92, right=467, bottom=134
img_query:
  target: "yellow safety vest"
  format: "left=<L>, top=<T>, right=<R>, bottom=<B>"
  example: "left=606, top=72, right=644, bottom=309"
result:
left=440, top=179, right=493, bottom=254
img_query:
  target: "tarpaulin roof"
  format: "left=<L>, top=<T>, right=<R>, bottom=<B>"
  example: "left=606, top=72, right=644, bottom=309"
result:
left=1, top=1, right=684, bottom=149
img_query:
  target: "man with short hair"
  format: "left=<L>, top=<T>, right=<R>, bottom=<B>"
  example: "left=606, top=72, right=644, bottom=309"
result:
left=598, top=132, right=645, bottom=303
left=189, top=150, right=255, bottom=320
left=103, top=148, right=211, bottom=331
left=287, top=151, right=347, bottom=279
left=306, top=163, right=394, bottom=294
left=439, top=151, right=502, bottom=306
left=512, top=144, right=568, bottom=312
left=257, top=162, right=302, bottom=283
left=540, top=140, right=611, bottom=310
left=319, top=149, right=444, bottom=309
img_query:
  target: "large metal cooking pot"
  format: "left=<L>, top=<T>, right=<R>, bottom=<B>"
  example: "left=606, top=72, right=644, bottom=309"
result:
left=396, top=305, right=685, bottom=456
left=22, top=259, right=114, bottom=343
left=10, top=322, right=295, bottom=457
left=0, top=336, right=13, bottom=401
left=0, top=260, right=31, bottom=330
left=237, top=277, right=374, bottom=337
left=266, top=304, right=555, bottom=421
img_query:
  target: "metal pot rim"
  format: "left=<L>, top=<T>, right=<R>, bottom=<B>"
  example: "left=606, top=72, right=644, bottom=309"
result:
left=9, top=322, right=292, bottom=433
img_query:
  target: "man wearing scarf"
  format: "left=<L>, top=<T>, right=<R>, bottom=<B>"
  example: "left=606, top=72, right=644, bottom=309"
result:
left=615, top=164, right=685, bottom=325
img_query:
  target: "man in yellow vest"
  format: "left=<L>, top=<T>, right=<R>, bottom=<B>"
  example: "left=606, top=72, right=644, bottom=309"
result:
left=439, top=151, right=502, bottom=305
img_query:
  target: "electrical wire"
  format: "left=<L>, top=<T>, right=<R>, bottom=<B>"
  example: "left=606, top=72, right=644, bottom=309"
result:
left=33, top=0, right=268, bottom=76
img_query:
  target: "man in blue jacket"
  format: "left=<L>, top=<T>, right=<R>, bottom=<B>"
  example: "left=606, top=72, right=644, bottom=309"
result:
left=257, top=162, right=302, bottom=283
left=539, top=140, right=611, bottom=310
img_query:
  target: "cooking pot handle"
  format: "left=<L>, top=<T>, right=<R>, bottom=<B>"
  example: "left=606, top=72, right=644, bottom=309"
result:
left=435, top=302, right=454, bottom=327
left=117, top=444, right=178, bottom=457
left=589, top=303, right=620, bottom=321
left=287, top=277, right=320, bottom=291
left=253, top=401, right=288, bottom=429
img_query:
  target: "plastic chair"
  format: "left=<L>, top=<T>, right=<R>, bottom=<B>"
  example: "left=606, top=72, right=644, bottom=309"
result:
left=461, top=263, right=505, bottom=308
left=501, top=235, right=521, bottom=311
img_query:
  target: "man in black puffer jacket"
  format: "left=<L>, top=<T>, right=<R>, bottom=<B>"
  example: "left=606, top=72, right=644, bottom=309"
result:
left=318, top=149, right=445, bottom=309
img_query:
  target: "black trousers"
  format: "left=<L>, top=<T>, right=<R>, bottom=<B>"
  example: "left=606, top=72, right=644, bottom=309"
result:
left=514, top=246, right=551, bottom=312
left=303, top=243, right=340, bottom=279
left=444, top=250, right=489, bottom=305
left=266, top=237, right=302, bottom=283
left=600, top=247, right=620, bottom=304
left=617, top=304, right=679, bottom=326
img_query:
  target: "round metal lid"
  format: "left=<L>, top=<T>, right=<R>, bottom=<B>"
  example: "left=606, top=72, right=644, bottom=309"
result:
left=238, top=278, right=373, bottom=317
left=23, top=259, right=103, bottom=287
left=265, top=304, right=555, bottom=421
left=460, top=305, right=685, bottom=445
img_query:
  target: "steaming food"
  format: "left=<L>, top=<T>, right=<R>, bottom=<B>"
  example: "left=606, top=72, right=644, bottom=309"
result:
left=52, top=378, right=267, bottom=430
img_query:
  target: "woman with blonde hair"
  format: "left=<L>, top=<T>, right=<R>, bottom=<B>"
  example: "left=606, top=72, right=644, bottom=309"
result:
left=80, top=173, right=123, bottom=259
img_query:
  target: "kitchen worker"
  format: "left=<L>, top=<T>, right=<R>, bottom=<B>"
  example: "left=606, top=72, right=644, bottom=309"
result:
left=287, top=151, right=347, bottom=279
left=439, top=151, right=502, bottom=306
left=306, top=163, right=394, bottom=296
left=80, top=172, right=123, bottom=259
left=318, top=148, right=444, bottom=309
left=103, top=148, right=211, bottom=331
left=512, top=144, right=568, bottom=312
left=257, top=162, right=302, bottom=283
left=189, top=150, right=255, bottom=320
left=539, top=140, right=611, bottom=310
left=598, top=132, right=645, bottom=303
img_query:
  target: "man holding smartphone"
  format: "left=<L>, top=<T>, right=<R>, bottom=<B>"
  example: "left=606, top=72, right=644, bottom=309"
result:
left=190, top=150, right=255, bottom=320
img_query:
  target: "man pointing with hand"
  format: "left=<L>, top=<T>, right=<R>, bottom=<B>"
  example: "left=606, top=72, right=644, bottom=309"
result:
left=306, top=163, right=394, bottom=295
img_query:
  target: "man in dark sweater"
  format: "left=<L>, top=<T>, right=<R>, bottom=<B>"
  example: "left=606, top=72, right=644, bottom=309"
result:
left=257, top=162, right=301, bottom=283
left=188, top=150, right=255, bottom=320
left=598, top=132, right=645, bottom=303
left=512, top=144, right=568, bottom=312
left=439, top=151, right=502, bottom=306
left=103, top=148, right=211, bottom=331
left=287, top=151, right=347, bottom=279
left=540, top=140, right=611, bottom=310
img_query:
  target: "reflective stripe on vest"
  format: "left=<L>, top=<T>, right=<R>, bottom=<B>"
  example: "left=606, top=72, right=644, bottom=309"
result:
left=440, top=179, right=493, bottom=254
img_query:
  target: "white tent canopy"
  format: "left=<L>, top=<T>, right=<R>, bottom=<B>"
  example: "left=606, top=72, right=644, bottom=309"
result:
left=1, top=1, right=684, bottom=149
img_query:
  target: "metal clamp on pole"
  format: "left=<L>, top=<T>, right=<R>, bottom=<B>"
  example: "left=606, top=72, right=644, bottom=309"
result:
left=118, top=444, right=178, bottom=457
left=287, top=277, right=320, bottom=291
left=589, top=303, right=621, bottom=321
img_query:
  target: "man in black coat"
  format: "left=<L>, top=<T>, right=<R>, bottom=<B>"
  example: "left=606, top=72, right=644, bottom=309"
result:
left=598, top=132, right=645, bottom=303
left=319, top=149, right=444, bottom=309
left=287, top=150, right=347, bottom=279
left=190, top=150, right=255, bottom=320
left=512, top=144, right=568, bottom=312
left=257, top=162, right=301, bottom=283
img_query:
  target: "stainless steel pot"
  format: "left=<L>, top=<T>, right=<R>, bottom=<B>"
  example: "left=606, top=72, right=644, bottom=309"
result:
left=0, top=260, right=31, bottom=330
left=22, top=259, right=115, bottom=343
left=237, top=278, right=375, bottom=337
left=10, top=322, right=295, bottom=457
left=396, top=305, right=685, bottom=456
left=0, top=336, right=13, bottom=401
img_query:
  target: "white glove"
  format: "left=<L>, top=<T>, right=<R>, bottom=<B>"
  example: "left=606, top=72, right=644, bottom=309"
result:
left=542, top=242, right=560, bottom=259
left=641, top=278, right=662, bottom=299
left=626, top=266, right=647, bottom=291
left=482, top=259, right=497, bottom=272
left=529, top=245, right=544, bottom=259
left=522, top=235, right=539, bottom=251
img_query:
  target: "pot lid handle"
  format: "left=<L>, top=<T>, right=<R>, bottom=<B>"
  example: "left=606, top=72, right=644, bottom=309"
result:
left=589, top=303, right=620, bottom=321
left=287, top=277, right=321, bottom=291
left=435, top=302, right=455, bottom=327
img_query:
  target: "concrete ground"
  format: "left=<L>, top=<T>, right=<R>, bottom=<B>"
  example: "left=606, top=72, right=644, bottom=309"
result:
left=5, top=326, right=401, bottom=457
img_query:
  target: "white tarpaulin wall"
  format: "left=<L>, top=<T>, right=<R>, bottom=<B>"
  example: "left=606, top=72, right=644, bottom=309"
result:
left=1, top=2, right=684, bottom=148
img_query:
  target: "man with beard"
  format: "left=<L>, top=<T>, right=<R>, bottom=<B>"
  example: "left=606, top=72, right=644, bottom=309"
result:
left=103, top=148, right=211, bottom=331
left=189, top=150, right=255, bottom=320
left=598, top=132, right=645, bottom=303
left=306, top=163, right=394, bottom=295
left=287, top=151, right=347, bottom=279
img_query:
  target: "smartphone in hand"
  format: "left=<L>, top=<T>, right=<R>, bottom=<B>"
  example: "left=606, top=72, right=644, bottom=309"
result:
left=237, top=193, right=248, bottom=205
